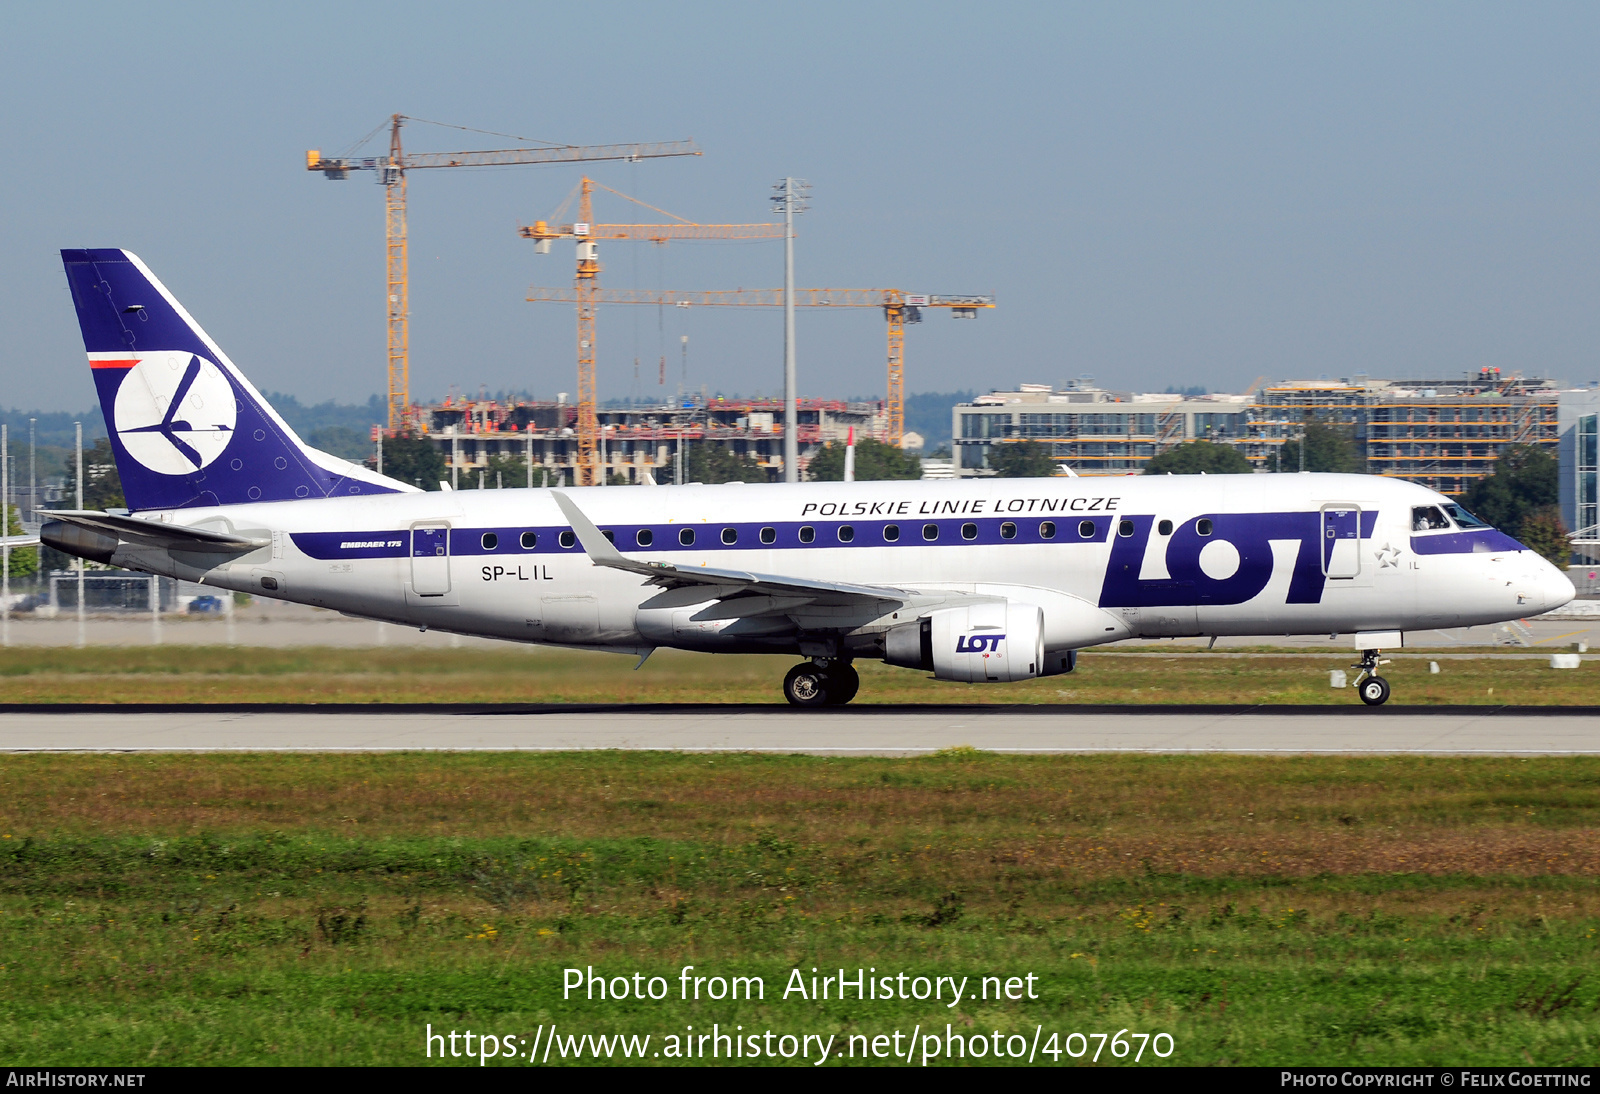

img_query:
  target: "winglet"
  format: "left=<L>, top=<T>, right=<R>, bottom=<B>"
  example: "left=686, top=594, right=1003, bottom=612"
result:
left=549, top=490, right=687, bottom=583
left=550, top=491, right=628, bottom=564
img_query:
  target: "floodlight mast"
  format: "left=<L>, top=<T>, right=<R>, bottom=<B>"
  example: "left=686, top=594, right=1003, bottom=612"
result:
left=772, top=178, right=809, bottom=482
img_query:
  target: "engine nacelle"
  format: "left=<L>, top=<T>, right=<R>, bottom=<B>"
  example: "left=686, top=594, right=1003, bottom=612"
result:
left=885, top=602, right=1047, bottom=683
left=40, top=519, right=117, bottom=564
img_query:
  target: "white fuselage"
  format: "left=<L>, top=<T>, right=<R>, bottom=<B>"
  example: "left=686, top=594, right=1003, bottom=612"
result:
left=104, top=473, right=1573, bottom=660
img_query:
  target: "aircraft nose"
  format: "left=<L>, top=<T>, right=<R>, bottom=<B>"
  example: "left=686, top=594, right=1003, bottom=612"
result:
left=1534, top=559, right=1576, bottom=613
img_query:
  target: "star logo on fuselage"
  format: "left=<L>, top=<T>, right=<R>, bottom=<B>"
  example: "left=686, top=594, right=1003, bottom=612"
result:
left=1375, top=543, right=1402, bottom=568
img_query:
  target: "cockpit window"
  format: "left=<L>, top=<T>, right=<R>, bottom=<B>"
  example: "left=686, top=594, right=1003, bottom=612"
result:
left=1411, top=505, right=1452, bottom=532
left=1442, top=503, right=1490, bottom=529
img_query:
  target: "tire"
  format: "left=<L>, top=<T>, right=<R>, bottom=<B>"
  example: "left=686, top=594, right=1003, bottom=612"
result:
left=1359, top=675, right=1391, bottom=706
left=783, top=663, right=831, bottom=708
left=824, top=663, right=860, bottom=706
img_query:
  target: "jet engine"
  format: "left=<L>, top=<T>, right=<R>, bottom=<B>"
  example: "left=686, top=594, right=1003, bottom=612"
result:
left=40, top=519, right=118, bottom=564
left=883, top=601, right=1051, bottom=683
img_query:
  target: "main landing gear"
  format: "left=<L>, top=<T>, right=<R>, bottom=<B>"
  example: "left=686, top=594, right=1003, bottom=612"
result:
left=783, top=659, right=860, bottom=708
left=1352, top=649, right=1391, bottom=707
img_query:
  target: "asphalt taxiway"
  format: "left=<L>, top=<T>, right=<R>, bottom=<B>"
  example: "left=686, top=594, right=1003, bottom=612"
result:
left=0, top=704, right=1595, bottom=755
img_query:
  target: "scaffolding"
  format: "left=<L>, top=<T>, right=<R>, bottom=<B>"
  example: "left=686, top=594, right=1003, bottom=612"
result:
left=402, top=394, right=886, bottom=485
left=1361, top=396, right=1559, bottom=495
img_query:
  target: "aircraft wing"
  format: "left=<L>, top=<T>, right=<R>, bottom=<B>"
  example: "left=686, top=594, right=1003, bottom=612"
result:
left=38, top=510, right=269, bottom=552
left=550, top=491, right=913, bottom=603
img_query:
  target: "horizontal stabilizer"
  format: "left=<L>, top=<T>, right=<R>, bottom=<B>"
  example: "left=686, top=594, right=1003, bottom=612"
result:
left=39, top=510, right=268, bottom=552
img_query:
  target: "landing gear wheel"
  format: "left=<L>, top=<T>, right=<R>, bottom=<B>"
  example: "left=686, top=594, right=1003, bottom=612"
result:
left=1359, top=675, right=1391, bottom=706
left=824, top=663, right=860, bottom=706
left=783, top=663, right=831, bottom=708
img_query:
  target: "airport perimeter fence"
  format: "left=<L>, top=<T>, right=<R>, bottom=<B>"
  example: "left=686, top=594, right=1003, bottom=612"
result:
left=2, top=570, right=222, bottom=617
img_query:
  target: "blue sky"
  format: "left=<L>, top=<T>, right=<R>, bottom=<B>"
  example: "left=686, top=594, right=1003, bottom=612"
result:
left=3, top=2, right=1598, bottom=411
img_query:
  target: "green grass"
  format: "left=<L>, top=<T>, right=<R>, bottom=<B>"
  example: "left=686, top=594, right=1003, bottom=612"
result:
left=1, top=753, right=1597, bottom=1065
left=0, top=644, right=1594, bottom=705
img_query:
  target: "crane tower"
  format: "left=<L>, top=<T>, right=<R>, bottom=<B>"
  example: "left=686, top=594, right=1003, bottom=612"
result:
left=307, top=116, right=699, bottom=430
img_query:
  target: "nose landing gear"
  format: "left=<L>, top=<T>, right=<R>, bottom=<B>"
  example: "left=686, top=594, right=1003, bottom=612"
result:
left=1352, top=649, right=1391, bottom=706
left=782, top=659, right=859, bottom=707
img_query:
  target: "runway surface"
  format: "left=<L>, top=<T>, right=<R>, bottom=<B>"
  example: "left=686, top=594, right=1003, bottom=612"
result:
left=0, top=704, right=1596, bottom=755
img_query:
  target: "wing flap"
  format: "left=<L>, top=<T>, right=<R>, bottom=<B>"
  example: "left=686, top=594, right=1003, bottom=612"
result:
left=689, top=594, right=817, bottom=621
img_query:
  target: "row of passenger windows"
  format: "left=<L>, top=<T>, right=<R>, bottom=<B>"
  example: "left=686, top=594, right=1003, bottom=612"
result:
left=481, top=520, right=1119, bottom=551
left=1151, top=518, right=1214, bottom=537
left=476, top=518, right=1215, bottom=552
left=479, top=531, right=564, bottom=551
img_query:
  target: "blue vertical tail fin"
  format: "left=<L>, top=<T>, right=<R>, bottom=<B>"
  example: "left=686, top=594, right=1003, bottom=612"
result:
left=60, top=248, right=412, bottom=512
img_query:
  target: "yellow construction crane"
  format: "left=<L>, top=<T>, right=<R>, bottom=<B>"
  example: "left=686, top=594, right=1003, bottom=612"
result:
left=519, top=178, right=785, bottom=483
left=307, top=117, right=700, bottom=431
left=523, top=285, right=995, bottom=450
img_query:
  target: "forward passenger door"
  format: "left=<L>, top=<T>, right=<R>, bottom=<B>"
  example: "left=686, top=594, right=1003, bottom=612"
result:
left=1322, top=506, right=1361, bottom=580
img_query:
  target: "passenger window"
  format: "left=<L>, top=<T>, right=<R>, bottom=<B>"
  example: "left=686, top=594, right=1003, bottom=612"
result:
left=679, top=528, right=695, bottom=546
left=636, top=529, right=653, bottom=547
left=1412, top=505, right=1452, bottom=531
left=1040, top=521, right=1057, bottom=540
left=922, top=523, right=939, bottom=541
left=1078, top=520, right=1093, bottom=539
left=559, top=531, right=576, bottom=549
left=799, top=526, right=815, bottom=543
left=1196, top=519, right=1213, bottom=537
left=760, top=526, right=776, bottom=544
left=838, top=525, right=854, bottom=543
left=721, top=527, right=738, bottom=545
left=481, top=532, right=498, bottom=551
left=520, top=531, right=537, bottom=550
left=602, top=531, right=615, bottom=544
left=1000, top=522, right=1016, bottom=540
left=1158, top=519, right=1173, bottom=536
left=883, top=524, right=900, bottom=542
left=961, top=523, right=978, bottom=541
left=1118, top=519, right=1135, bottom=538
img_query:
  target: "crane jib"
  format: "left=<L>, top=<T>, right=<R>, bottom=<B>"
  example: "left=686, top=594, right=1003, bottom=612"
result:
left=305, top=118, right=699, bottom=434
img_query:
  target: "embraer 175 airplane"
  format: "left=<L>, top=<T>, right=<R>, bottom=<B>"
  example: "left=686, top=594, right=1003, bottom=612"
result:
left=43, top=249, right=1574, bottom=707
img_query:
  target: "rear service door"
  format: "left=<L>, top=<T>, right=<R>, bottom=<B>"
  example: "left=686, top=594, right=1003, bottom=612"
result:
left=411, top=523, right=452, bottom=596
left=1321, top=506, right=1361, bottom=579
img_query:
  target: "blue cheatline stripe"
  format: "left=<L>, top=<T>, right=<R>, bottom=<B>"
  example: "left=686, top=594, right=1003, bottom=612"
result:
left=290, top=516, right=1115, bottom=561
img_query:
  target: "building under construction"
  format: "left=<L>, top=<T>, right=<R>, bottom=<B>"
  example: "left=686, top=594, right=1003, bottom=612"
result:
left=1247, top=371, right=1562, bottom=494
left=955, top=368, right=1570, bottom=496
left=399, top=395, right=887, bottom=485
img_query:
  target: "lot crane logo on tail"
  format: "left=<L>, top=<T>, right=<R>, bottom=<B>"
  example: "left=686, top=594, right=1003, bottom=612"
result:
left=103, top=352, right=237, bottom=475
